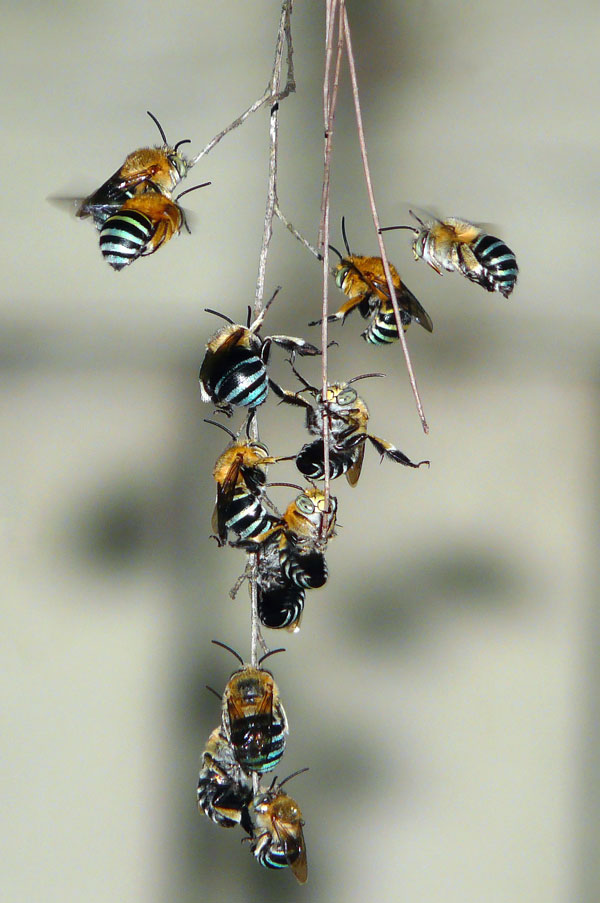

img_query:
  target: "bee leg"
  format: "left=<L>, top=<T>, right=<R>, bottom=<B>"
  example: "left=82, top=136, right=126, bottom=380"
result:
left=229, top=564, right=253, bottom=599
left=367, top=434, right=430, bottom=468
left=270, top=335, right=321, bottom=357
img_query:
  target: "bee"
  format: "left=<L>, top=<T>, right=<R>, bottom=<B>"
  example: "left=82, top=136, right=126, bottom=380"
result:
left=197, top=727, right=253, bottom=828
left=243, top=770, right=308, bottom=884
left=77, top=111, right=193, bottom=226
left=207, top=419, right=282, bottom=547
left=98, top=182, right=209, bottom=271
left=380, top=211, right=518, bottom=298
left=216, top=641, right=288, bottom=774
left=271, top=369, right=429, bottom=485
left=255, top=537, right=306, bottom=632
left=199, top=304, right=321, bottom=416
left=309, top=218, right=433, bottom=339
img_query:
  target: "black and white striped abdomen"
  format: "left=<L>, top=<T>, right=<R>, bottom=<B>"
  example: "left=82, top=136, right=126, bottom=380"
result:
left=467, top=233, right=518, bottom=297
left=209, top=347, right=269, bottom=409
left=281, top=547, right=328, bottom=589
left=226, top=489, right=272, bottom=543
left=229, top=713, right=287, bottom=773
left=99, top=208, right=153, bottom=270
left=296, top=439, right=353, bottom=481
left=254, top=840, right=290, bottom=871
left=257, top=581, right=305, bottom=630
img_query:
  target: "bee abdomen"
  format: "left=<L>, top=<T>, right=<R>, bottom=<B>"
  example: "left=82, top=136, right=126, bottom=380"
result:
left=99, top=209, right=152, bottom=270
left=257, top=582, right=305, bottom=630
left=469, top=234, right=518, bottom=297
left=211, top=348, right=269, bottom=408
left=296, top=440, right=351, bottom=481
left=281, top=549, right=328, bottom=589
left=254, top=841, right=290, bottom=871
left=226, top=492, right=272, bottom=542
left=197, top=777, right=251, bottom=828
left=229, top=716, right=287, bottom=773
left=362, top=307, right=409, bottom=344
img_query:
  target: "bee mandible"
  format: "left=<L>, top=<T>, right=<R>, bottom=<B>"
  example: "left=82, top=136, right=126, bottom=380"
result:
left=243, top=769, right=308, bottom=884
left=77, top=111, right=193, bottom=226
left=216, top=641, right=288, bottom=774
left=380, top=211, right=518, bottom=298
left=310, top=218, right=433, bottom=340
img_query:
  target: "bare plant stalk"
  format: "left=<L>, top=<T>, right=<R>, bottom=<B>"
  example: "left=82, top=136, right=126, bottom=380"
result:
left=247, top=0, right=294, bottom=679
left=341, top=3, right=429, bottom=434
left=274, top=203, right=322, bottom=261
left=318, top=0, right=344, bottom=536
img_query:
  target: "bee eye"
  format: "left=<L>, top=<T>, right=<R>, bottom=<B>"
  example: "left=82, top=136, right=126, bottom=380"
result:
left=336, top=388, right=357, bottom=405
left=295, top=495, right=314, bottom=515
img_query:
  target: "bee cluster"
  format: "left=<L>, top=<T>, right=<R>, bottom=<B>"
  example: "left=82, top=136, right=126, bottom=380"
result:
left=72, top=111, right=519, bottom=885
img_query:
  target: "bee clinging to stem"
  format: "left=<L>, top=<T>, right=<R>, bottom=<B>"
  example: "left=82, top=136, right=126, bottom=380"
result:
left=243, top=768, right=309, bottom=884
left=77, top=111, right=194, bottom=225
left=197, top=727, right=253, bottom=828
left=98, top=182, right=210, bottom=271
left=271, top=367, right=429, bottom=486
left=380, top=210, right=518, bottom=298
left=215, top=640, right=289, bottom=775
left=310, top=217, right=433, bottom=341
left=198, top=297, right=321, bottom=416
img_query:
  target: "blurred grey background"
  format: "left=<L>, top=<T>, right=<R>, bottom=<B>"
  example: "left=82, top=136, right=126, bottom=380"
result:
left=2, top=1, right=599, bottom=901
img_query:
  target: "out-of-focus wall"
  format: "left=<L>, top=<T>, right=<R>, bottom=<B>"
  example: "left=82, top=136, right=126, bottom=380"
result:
left=2, top=1, right=599, bottom=901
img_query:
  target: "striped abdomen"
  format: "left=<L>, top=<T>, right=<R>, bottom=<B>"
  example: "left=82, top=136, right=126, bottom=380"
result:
left=280, top=546, right=328, bottom=589
left=257, top=580, right=305, bottom=630
left=208, top=347, right=269, bottom=408
left=228, top=713, right=287, bottom=773
left=466, top=233, right=518, bottom=298
left=99, top=208, right=153, bottom=270
left=296, top=439, right=354, bottom=481
left=225, top=488, right=273, bottom=543
left=362, top=304, right=410, bottom=345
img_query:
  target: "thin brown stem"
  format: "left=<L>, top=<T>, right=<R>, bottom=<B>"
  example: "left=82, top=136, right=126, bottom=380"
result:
left=341, top=3, right=429, bottom=434
left=274, top=203, right=322, bottom=261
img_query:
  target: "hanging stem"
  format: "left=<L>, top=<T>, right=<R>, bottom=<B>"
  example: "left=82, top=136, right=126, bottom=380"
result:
left=341, top=3, right=429, bottom=434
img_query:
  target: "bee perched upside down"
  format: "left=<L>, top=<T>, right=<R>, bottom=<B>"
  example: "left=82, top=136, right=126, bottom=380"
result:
left=199, top=304, right=321, bottom=416
left=77, top=111, right=193, bottom=226
left=381, top=210, right=518, bottom=298
left=216, top=641, right=289, bottom=775
left=271, top=369, right=429, bottom=486
left=310, top=217, right=433, bottom=342
left=197, top=727, right=253, bottom=828
left=242, top=770, right=308, bottom=884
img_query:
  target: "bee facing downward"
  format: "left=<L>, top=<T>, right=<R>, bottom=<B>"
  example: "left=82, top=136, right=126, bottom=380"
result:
left=310, top=218, right=433, bottom=341
left=98, top=183, right=210, bottom=270
left=197, top=727, right=253, bottom=828
left=243, top=770, right=308, bottom=884
left=77, top=111, right=193, bottom=226
left=381, top=211, right=518, bottom=298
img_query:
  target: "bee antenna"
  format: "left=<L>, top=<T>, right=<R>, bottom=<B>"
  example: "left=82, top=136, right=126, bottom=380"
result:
left=211, top=639, right=244, bottom=666
left=146, top=111, right=168, bottom=145
left=328, top=243, right=343, bottom=262
left=258, top=647, right=286, bottom=666
left=205, top=308, right=235, bottom=325
left=379, top=224, right=418, bottom=234
left=347, top=372, right=386, bottom=384
left=278, top=766, right=310, bottom=789
left=176, top=182, right=211, bottom=202
left=205, top=684, right=222, bottom=701
left=341, top=216, right=352, bottom=257
left=204, top=418, right=237, bottom=441
left=266, top=482, right=305, bottom=492
left=246, top=306, right=253, bottom=329
left=173, top=138, right=192, bottom=152
left=409, top=209, right=426, bottom=228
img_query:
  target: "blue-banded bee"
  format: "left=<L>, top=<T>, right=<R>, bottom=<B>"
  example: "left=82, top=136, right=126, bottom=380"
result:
left=381, top=211, right=518, bottom=298
left=207, top=420, right=280, bottom=547
left=98, top=182, right=210, bottom=270
left=271, top=370, right=429, bottom=486
left=309, top=218, right=433, bottom=339
left=243, top=769, right=308, bottom=884
left=197, top=727, right=253, bottom=828
left=250, top=487, right=337, bottom=632
left=199, top=306, right=321, bottom=416
left=77, top=111, right=193, bottom=226
left=216, top=641, right=288, bottom=774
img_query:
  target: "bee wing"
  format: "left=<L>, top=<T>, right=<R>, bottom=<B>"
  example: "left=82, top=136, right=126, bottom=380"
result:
left=345, top=442, right=365, bottom=487
left=199, top=327, right=248, bottom=396
left=367, top=434, right=429, bottom=468
left=254, top=678, right=274, bottom=718
left=214, top=455, right=245, bottom=541
left=273, top=818, right=308, bottom=884
left=369, top=276, right=433, bottom=334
